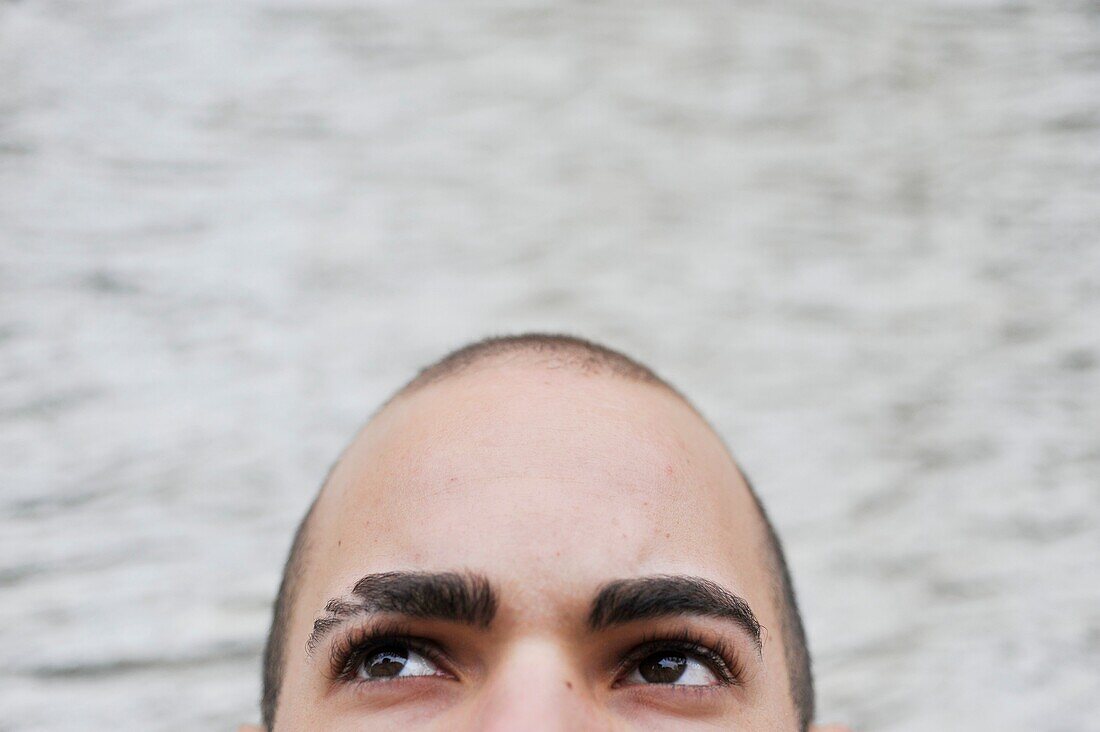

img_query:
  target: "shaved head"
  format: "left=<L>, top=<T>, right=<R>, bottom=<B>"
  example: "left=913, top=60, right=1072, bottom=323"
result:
left=401, top=333, right=668, bottom=395
left=260, top=334, right=814, bottom=730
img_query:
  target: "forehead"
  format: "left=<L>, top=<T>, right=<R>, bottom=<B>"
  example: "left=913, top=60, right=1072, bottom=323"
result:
left=301, top=364, right=774, bottom=619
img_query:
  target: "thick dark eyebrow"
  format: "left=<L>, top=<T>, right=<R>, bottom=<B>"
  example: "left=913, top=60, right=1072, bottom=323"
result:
left=588, top=575, right=763, bottom=651
left=306, top=571, right=497, bottom=654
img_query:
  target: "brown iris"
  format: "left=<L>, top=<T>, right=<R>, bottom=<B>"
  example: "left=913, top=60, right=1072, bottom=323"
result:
left=360, top=647, right=409, bottom=679
left=637, top=652, right=688, bottom=684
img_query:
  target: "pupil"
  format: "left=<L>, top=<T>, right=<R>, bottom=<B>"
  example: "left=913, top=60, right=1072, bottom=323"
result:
left=639, top=652, right=688, bottom=684
left=363, top=646, right=409, bottom=678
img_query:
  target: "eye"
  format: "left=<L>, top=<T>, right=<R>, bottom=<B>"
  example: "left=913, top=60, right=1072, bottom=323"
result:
left=355, top=643, right=444, bottom=681
left=622, top=650, right=721, bottom=686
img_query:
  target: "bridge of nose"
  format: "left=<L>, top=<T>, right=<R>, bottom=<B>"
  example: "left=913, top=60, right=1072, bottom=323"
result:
left=460, top=637, right=615, bottom=732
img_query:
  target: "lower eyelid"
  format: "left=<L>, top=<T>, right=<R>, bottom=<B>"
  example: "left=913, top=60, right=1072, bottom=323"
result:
left=614, top=679, right=735, bottom=708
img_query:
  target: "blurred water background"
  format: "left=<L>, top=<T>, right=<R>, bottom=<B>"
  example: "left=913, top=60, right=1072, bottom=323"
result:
left=2, top=1, right=1099, bottom=730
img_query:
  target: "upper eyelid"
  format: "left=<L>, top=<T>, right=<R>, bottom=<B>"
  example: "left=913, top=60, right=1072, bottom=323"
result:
left=342, top=637, right=452, bottom=682
left=616, top=638, right=741, bottom=685
left=327, top=624, right=425, bottom=679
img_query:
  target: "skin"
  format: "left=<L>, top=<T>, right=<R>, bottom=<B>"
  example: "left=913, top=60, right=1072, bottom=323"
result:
left=243, top=359, right=849, bottom=730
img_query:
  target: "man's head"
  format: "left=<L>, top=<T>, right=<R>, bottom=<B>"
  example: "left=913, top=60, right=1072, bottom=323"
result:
left=254, top=334, right=827, bottom=730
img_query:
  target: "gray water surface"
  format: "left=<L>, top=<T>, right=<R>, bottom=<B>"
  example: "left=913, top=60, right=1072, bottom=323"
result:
left=2, top=1, right=1099, bottom=729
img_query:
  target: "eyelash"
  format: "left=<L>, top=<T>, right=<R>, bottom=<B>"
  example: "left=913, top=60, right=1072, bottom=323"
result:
left=614, top=628, right=745, bottom=687
left=328, top=625, right=744, bottom=688
left=328, top=623, right=452, bottom=683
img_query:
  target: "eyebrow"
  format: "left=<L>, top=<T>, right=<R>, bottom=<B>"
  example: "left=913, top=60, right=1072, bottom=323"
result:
left=307, top=571, right=497, bottom=653
left=588, top=575, right=763, bottom=651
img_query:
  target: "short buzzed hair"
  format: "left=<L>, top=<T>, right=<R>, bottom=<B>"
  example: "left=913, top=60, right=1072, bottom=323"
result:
left=402, top=333, right=665, bottom=391
left=260, top=333, right=814, bottom=730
